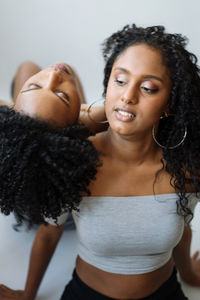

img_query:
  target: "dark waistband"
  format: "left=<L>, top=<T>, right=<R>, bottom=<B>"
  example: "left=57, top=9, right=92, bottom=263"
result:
left=70, top=267, right=182, bottom=300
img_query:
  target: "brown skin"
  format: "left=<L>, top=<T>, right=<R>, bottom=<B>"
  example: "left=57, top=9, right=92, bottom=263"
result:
left=0, top=224, right=66, bottom=300
left=0, top=62, right=106, bottom=300
left=0, top=99, right=12, bottom=107
left=0, top=47, right=200, bottom=300
left=1, top=61, right=107, bottom=132
left=12, top=61, right=41, bottom=103
left=0, top=62, right=81, bottom=300
left=75, top=44, right=200, bottom=299
left=14, top=64, right=81, bottom=127
left=12, top=61, right=86, bottom=105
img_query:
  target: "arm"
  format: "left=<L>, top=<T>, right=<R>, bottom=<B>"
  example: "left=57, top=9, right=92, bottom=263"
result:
left=0, top=223, right=65, bottom=300
left=172, top=225, right=200, bottom=286
left=23, top=223, right=65, bottom=299
left=79, top=104, right=108, bottom=133
left=12, top=61, right=41, bottom=102
left=0, top=100, right=12, bottom=107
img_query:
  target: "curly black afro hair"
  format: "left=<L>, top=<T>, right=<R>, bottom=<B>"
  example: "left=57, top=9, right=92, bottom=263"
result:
left=102, top=24, right=200, bottom=223
left=0, top=106, right=100, bottom=228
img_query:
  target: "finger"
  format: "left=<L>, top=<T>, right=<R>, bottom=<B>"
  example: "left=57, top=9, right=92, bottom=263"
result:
left=192, top=251, right=199, bottom=260
left=0, top=285, right=15, bottom=298
left=0, top=284, right=10, bottom=291
left=0, top=287, right=13, bottom=294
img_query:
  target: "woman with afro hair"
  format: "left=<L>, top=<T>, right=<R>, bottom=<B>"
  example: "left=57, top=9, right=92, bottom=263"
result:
left=0, top=60, right=105, bottom=229
left=1, top=24, right=200, bottom=299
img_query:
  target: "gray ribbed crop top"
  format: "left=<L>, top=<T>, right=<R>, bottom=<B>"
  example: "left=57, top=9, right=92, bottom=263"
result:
left=46, top=193, right=199, bottom=274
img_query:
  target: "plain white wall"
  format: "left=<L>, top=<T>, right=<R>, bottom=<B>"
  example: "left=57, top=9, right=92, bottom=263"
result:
left=0, top=0, right=200, bottom=102
left=1, top=2, right=200, bottom=298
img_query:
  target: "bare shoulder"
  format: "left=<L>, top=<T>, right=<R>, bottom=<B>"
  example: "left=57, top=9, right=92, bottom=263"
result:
left=37, top=223, right=66, bottom=240
left=0, top=100, right=12, bottom=107
left=89, top=131, right=107, bottom=152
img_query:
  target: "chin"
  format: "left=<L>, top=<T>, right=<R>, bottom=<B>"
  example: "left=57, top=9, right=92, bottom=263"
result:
left=111, top=127, right=134, bottom=137
left=109, top=120, right=132, bottom=134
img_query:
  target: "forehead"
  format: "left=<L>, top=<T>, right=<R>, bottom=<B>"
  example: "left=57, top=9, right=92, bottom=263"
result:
left=15, top=91, right=78, bottom=127
left=113, top=44, right=169, bottom=78
left=16, top=89, right=64, bottom=114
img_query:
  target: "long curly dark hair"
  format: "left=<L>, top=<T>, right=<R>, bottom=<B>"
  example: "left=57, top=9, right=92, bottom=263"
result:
left=0, top=106, right=100, bottom=229
left=102, top=24, right=200, bottom=223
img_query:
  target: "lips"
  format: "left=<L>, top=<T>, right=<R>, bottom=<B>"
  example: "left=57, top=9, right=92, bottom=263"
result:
left=51, top=63, right=71, bottom=75
left=115, top=108, right=136, bottom=122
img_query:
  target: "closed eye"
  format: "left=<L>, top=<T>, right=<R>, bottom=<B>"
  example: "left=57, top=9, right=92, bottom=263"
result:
left=21, top=84, right=70, bottom=107
left=114, top=79, right=126, bottom=86
left=141, top=86, right=158, bottom=94
left=55, top=91, right=70, bottom=106
left=21, top=83, right=41, bottom=93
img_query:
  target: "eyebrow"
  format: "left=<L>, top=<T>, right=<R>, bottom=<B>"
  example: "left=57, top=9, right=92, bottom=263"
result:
left=114, top=67, right=164, bottom=83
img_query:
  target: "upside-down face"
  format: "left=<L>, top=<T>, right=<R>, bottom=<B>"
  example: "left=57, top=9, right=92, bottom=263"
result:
left=15, top=62, right=81, bottom=127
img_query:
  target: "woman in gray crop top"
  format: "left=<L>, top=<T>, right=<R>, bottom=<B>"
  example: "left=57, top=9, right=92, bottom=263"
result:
left=1, top=25, right=200, bottom=300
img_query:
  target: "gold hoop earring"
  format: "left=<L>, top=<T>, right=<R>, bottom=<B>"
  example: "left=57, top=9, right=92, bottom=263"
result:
left=152, top=114, right=187, bottom=150
left=87, top=99, right=109, bottom=124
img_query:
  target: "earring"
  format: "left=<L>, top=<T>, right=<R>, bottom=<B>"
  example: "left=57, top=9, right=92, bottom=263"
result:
left=86, top=99, right=109, bottom=124
left=152, top=114, right=187, bottom=150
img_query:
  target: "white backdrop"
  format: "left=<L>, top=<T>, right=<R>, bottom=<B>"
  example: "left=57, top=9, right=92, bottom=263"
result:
left=0, top=0, right=200, bottom=103
left=1, top=1, right=200, bottom=298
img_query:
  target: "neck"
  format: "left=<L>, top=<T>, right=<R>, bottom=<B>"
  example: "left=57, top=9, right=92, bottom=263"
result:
left=104, top=127, right=162, bottom=165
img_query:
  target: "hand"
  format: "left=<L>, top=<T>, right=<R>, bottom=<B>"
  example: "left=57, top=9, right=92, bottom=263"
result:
left=0, top=285, right=25, bottom=300
left=181, top=251, right=200, bottom=286
left=190, top=251, right=200, bottom=285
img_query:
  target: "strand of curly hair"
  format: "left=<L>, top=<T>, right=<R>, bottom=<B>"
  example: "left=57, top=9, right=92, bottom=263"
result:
left=102, top=24, right=200, bottom=223
left=0, top=106, right=101, bottom=229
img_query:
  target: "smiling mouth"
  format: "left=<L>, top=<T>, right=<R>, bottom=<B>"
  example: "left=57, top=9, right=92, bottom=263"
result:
left=115, top=108, right=136, bottom=121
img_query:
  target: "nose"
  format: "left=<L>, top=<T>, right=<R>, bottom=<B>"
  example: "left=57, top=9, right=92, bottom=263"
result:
left=121, top=85, right=138, bottom=104
left=45, top=69, right=63, bottom=90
